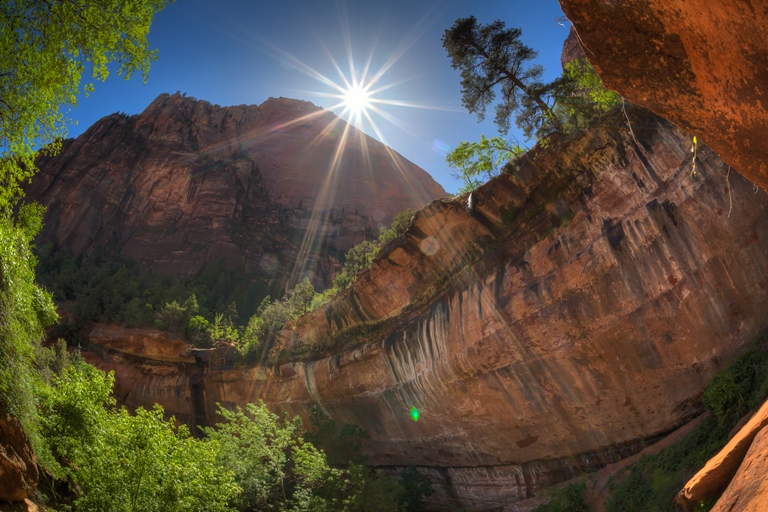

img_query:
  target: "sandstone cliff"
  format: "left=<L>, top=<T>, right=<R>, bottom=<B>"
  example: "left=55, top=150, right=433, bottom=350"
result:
left=27, top=94, right=446, bottom=287
left=84, top=106, right=768, bottom=510
left=678, top=399, right=768, bottom=511
left=558, top=0, right=768, bottom=190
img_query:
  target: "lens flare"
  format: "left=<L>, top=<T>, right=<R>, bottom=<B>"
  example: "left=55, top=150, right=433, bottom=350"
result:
left=410, top=406, right=420, bottom=422
left=342, top=82, right=372, bottom=115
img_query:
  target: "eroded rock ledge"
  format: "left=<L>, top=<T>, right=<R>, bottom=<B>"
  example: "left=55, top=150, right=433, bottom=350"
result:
left=85, top=107, right=768, bottom=510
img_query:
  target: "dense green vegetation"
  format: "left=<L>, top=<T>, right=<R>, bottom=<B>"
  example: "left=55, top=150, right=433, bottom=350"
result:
left=532, top=482, right=590, bottom=512
left=31, top=344, right=433, bottom=511
left=0, top=0, right=173, bottom=212
left=36, top=208, right=416, bottom=356
left=0, top=206, right=58, bottom=452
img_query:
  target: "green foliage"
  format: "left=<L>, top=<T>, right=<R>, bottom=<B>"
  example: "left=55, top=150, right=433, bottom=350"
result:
left=38, top=362, right=240, bottom=511
left=203, top=402, right=335, bottom=512
left=207, top=313, right=242, bottom=346
left=604, top=339, right=768, bottom=511
left=442, top=16, right=564, bottom=138
left=703, top=342, right=768, bottom=425
left=443, top=17, right=623, bottom=141
left=379, top=209, right=417, bottom=246
left=155, top=294, right=199, bottom=336
left=554, top=60, right=622, bottom=133
left=304, top=408, right=433, bottom=512
left=35, top=250, right=271, bottom=335
left=0, top=0, right=173, bottom=212
left=0, top=205, right=58, bottom=450
left=397, top=467, right=434, bottom=512
left=187, top=315, right=212, bottom=348
left=305, top=406, right=369, bottom=466
left=35, top=338, right=82, bottom=385
left=446, top=135, right=524, bottom=193
left=332, top=240, right=380, bottom=291
left=332, top=209, right=416, bottom=292
left=532, top=482, right=590, bottom=512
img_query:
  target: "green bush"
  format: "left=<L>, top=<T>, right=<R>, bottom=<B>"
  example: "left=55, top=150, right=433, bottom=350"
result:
left=702, top=342, right=768, bottom=425
left=532, top=482, right=590, bottom=512
left=203, top=402, right=336, bottom=512
left=37, top=362, right=239, bottom=511
left=554, top=59, right=622, bottom=134
left=0, top=205, right=58, bottom=451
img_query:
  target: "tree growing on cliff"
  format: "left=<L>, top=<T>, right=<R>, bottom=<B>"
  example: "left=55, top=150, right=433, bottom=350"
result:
left=0, top=0, right=174, bottom=212
left=442, top=16, right=565, bottom=138
left=446, top=135, right=524, bottom=193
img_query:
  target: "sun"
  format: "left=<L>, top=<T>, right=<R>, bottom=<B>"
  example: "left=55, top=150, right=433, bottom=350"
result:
left=342, top=82, right=372, bottom=116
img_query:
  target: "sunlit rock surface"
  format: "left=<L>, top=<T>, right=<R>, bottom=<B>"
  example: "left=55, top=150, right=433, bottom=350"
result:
left=558, top=0, right=768, bottom=189
left=678, top=399, right=768, bottom=510
left=0, top=415, right=37, bottom=503
left=84, top=107, right=768, bottom=510
left=27, top=93, right=445, bottom=285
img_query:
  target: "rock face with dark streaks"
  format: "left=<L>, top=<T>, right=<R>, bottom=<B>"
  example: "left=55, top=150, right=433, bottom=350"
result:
left=27, top=93, right=446, bottom=286
left=558, top=0, right=768, bottom=189
left=83, top=106, right=768, bottom=510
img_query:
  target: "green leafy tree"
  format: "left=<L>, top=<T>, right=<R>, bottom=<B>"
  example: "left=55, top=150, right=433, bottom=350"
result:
left=397, top=467, right=434, bottom=512
left=38, top=362, right=240, bottom=511
left=286, top=278, right=316, bottom=317
left=207, top=313, right=241, bottom=346
left=0, top=0, right=174, bottom=212
left=554, top=59, right=622, bottom=132
left=0, top=204, right=58, bottom=448
left=378, top=209, right=416, bottom=246
left=156, top=294, right=199, bottom=336
left=442, top=16, right=564, bottom=138
left=446, top=135, right=524, bottom=193
left=333, top=240, right=380, bottom=291
left=204, top=402, right=336, bottom=512
left=187, top=315, right=212, bottom=348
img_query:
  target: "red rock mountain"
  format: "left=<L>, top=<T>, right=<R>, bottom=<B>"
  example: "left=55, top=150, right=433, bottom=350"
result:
left=84, top=106, right=768, bottom=509
left=28, top=93, right=446, bottom=284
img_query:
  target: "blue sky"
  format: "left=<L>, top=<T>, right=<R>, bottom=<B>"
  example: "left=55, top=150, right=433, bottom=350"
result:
left=67, top=0, right=569, bottom=194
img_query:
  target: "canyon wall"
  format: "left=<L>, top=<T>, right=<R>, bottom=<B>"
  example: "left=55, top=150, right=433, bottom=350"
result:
left=28, top=94, right=445, bottom=287
left=558, top=0, right=768, bottom=189
left=85, top=106, right=768, bottom=510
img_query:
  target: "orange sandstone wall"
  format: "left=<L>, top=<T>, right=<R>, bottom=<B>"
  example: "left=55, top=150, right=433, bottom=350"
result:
left=86, top=108, right=768, bottom=510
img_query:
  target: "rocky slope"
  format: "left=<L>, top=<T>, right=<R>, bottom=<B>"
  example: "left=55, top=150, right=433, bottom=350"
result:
left=558, top=0, right=768, bottom=190
left=83, top=106, right=768, bottom=510
left=27, top=94, right=445, bottom=286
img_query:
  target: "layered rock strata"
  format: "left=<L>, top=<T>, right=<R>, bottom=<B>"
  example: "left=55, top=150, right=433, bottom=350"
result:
left=27, top=93, right=445, bottom=286
left=85, top=107, right=768, bottom=510
left=558, top=0, right=768, bottom=189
